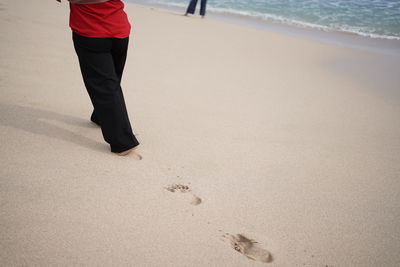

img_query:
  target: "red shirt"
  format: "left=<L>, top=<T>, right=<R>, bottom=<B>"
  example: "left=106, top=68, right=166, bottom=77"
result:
left=70, top=0, right=131, bottom=38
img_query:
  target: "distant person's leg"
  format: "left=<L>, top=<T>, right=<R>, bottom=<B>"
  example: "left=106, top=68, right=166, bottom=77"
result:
left=200, top=0, right=207, bottom=17
left=73, top=32, right=139, bottom=154
left=185, top=0, right=198, bottom=15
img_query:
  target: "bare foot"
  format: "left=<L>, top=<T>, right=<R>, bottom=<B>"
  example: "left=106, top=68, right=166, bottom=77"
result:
left=118, top=148, right=134, bottom=156
left=118, top=147, right=142, bottom=160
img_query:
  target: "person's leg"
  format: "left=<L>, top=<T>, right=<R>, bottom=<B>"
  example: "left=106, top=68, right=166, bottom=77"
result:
left=110, top=37, right=139, bottom=153
left=185, top=0, right=198, bottom=15
left=200, top=0, right=207, bottom=16
left=111, top=37, right=128, bottom=82
left=90, top=110, right=100, bottom=126
left=90, top=36, right=128, bottom=126
left=72, top=33, right=139, bottom=153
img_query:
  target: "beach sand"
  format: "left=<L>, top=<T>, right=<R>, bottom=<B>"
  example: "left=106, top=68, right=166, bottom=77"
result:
left=1, top=0, right=400, bottom=266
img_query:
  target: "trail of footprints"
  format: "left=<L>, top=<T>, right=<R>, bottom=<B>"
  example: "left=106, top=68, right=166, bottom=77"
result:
left=165, top=183, right=272, bottom=263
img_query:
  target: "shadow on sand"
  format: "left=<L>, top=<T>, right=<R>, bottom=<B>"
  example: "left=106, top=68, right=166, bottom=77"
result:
left=0, top=103, right=106, bottom=152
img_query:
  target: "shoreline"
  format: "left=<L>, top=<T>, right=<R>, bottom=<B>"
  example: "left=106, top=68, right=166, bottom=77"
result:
left=126, top=0, right=400, bottom=56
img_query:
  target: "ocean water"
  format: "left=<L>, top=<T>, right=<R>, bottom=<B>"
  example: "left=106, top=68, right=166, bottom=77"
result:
left=127, top=0, right=400, bottom=40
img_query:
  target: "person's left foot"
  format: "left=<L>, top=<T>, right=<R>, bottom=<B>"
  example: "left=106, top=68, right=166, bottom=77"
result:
left=118, top=148, right=133, bottom=156
left=118, top=147, right=142, bottom=160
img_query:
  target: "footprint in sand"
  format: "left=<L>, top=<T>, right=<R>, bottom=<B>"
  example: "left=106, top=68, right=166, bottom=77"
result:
left=165, top=184, right=202, bottom=205
left=223, top=233, right=271, bottom=263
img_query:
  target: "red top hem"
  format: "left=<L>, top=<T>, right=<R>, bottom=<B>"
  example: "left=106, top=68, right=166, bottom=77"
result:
left=69, top=0, right=131, bottom=39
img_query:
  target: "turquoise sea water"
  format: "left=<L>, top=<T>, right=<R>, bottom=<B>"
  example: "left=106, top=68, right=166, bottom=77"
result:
left=127, top=0, right=400, bottom=40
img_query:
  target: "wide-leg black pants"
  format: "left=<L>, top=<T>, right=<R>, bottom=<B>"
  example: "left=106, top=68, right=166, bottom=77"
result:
left=73, top=32, right=139, bottom=153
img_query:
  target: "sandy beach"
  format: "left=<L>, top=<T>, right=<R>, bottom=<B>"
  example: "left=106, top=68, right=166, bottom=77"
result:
left=1, top=0, right=400, bottom=266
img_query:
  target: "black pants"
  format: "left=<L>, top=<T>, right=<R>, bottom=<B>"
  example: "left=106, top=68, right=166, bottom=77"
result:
left=73, top=32, right=139, bottom=153
left=186, top=0, right=207, bottom=16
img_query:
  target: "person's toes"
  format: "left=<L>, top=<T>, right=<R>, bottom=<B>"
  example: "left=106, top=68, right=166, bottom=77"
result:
left=118, top=148, right=134, bottom=156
